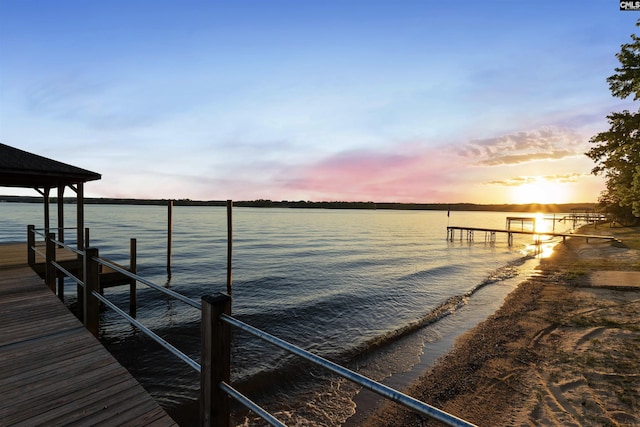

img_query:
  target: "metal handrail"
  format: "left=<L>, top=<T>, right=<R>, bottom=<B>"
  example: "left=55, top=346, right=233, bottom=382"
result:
left=87, top=281, right=280, bottom=425
left=219, top=382, right=287, bottom=427
left=31, top=247, right=46, bottom=259
left=94, top=257, right=201, bottom=310
left=90, top=289, right=202, bottom=373
left=31, top=229, right=47, bottom=238
left=36, top=228, right=473, bottom=427
left=51, top=260, right=85, bottom=288
left=84, top=254, right=281, bottom=425
left=39, top=235, right=201, bottom=372
left=221, top=314, right=476, bottom=427
left=51, top=237, right=83, bottom=256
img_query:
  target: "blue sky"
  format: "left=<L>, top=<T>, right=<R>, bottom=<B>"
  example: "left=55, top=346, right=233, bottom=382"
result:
left=1, top=1, right=638, bottom=203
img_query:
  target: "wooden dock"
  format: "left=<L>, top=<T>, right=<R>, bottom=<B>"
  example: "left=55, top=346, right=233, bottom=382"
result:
left=446, top=226, right=620, bottom=246
left=0, top=243, right=177, bottom=426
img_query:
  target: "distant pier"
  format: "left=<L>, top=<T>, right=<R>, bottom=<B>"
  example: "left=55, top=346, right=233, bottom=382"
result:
left=446, top=226, right=619, bottom=246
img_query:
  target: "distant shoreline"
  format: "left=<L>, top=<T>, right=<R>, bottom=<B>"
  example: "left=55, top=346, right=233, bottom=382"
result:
left=0, top=195, right=597, bottom=213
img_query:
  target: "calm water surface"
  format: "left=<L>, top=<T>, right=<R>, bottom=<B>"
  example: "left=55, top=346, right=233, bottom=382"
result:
left=0, top=203, right=569, bottom=426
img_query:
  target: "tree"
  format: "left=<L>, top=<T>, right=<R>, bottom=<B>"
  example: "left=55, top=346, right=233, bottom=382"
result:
left=587, top=20, right=640, bottom=223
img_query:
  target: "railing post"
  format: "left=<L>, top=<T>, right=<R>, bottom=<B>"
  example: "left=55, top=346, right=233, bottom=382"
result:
left=167, top=199, right=173, bottom=275
left=201, top=293, right=231, bottom=427
left=84, top=247, right=100, bottom=338
left=130, top=238, right=137, bottom=318
left=227, top=200, right=233, bottom=295
left=45, top=232, right=56, bottom=292
left=77, top=227, right=91, bottom=321
left=27, top=225, right=35, bottom=266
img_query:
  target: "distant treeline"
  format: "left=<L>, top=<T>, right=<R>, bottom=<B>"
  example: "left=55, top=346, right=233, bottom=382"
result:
left=0, top=195, right=597, bottom=213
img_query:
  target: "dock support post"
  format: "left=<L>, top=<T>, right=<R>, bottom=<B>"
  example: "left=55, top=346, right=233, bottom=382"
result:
left=27, top=225, right=35, bottom=266
left=201, top=293, right=231, bottom=427
left=57, top=186, right=65, bottom=300
left=130, top=238, right=137, bottom=318
left=84, top=247, right=100, bottom=338
left=45, top=232, right=56, bottom=292
left=77, top=228, right=91, bottom=321
left=226, top=200, right=233, bottom=295
left=167, top=200, right=173, bottom=275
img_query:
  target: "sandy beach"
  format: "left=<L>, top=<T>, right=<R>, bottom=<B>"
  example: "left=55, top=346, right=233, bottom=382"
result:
left=364, top=224, right=640, bottom=426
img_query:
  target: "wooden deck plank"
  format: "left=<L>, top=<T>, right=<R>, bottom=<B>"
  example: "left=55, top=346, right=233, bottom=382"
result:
left=0, top=242, right=29, bottom=269
left=0, top=243, right=177, bottom=426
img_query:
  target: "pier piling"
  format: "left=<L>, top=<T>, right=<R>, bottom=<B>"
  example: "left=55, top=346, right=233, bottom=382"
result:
left=84, top=247, right=100, bottom=338
left=201, top=293, right=232, bottom=427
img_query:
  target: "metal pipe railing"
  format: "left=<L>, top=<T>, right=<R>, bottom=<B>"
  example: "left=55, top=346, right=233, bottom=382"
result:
left=219, top=382, right=286, bottom=427
left=90, top=289, right=202, bottom=373
left=50, top=260, right=85, bottom=288
left=221, top=314, right=476, bottom=427
left=31, top=228, right=47, bottom=238
left=32, top=225, right=473, bottom=427
left=51, top=237, right=84, bottom=256
left=31, top=247, right=46, bottom=259
left=94, top=257, right=201, bottom=310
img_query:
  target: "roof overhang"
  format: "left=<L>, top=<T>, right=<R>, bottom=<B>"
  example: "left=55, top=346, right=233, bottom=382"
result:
left=0, top=143, right=101, bottom=189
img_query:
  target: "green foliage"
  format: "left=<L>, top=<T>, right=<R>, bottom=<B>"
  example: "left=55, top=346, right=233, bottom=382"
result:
left=608, top=32, right=640, bottom=100
left=588, top=20, right=640, bottom=224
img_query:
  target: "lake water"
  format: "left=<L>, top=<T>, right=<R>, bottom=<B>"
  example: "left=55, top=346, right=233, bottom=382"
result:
left=0, top=203, right=570, bottom=426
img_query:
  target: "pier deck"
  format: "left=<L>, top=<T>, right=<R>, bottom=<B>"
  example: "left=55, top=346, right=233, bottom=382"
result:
left=0, top=243, right=177, bottom=426
left=447, top=226, right=620, bottom=245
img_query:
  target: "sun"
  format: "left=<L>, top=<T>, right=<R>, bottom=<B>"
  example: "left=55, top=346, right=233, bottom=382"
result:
left=510, top=177, right=571, bottom=204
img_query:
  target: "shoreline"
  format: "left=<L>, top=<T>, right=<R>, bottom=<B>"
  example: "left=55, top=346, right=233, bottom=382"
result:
left=345, top=255, right=542, bottom=426
left=363, top=224, right=640, bottom=426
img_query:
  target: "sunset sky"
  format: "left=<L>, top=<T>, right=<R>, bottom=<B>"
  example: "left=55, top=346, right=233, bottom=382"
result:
left=1, top=1, right=638, bottom=204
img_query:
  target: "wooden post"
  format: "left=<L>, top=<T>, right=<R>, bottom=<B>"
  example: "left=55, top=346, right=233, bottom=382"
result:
left=167, top=200, right=173, bottom=275
left=57, top=186, right=65, bottom=300
left=43, top=187, right=50, bottom=234
left=130, top=238, right=137, bottom=318
left=84, top=247, right=100, bottom=338
left=200, top=293, right=231, bottom=427
left=57, top=185, right=65, bottom=243
left=27, top=225, right=35, bottom=266
left=77, top=183, right=84, bottom=252
left=45, top=232, right=56, bottom=292
left=226, top=200, right=233, bottom=295
left=76, top=227, right=90, bottom=321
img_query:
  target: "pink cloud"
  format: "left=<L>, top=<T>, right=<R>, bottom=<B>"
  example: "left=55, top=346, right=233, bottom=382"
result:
left=281, top=146, right=463, bottom=202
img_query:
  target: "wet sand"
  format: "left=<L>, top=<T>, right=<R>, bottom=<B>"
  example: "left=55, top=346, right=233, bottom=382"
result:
left=364, top=225, right=640, bottom=426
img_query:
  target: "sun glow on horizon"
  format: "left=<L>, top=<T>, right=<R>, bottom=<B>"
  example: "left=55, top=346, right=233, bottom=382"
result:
left=509, top=176, right=572, bottom=205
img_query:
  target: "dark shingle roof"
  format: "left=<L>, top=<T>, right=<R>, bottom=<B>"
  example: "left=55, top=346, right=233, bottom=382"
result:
left=0, top=143, right=101, bottom=188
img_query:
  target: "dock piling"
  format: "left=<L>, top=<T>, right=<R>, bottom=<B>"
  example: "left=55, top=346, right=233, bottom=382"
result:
left=27, top=225, right=35, bottom=266
left=130, top=238, right=137, bottom=318
left=84, top=247, right=100, bottom=338
left=227, top=200, right=233, bottom=295
left=45, top=232, right=56, bottom=292
left=167, top=200, right=173, bottom=275
left=201, top=293, right=231, bottom=427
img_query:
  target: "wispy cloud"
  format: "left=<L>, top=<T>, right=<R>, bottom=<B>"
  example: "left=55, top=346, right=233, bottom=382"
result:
left=487, top=173, right=585, bottom=187
left=24, top=74, right=196, bottom=131
left=458, top=128, right=585, bottom=166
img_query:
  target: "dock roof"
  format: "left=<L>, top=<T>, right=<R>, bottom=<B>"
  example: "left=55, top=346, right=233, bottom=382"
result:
left=0, top=143, right=101, bottom=188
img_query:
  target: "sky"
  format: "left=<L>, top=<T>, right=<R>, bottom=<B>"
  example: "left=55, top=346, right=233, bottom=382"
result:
left=1, top=1, right=638, bottom=204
